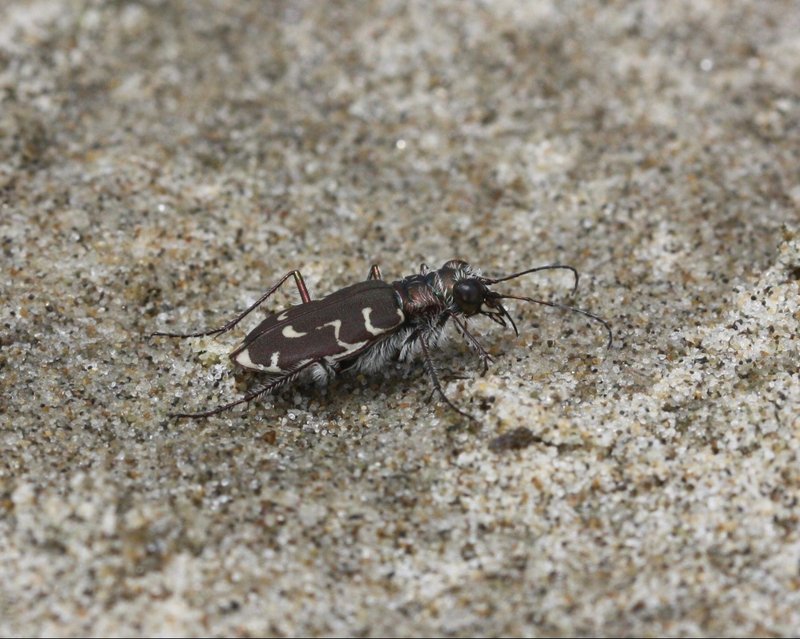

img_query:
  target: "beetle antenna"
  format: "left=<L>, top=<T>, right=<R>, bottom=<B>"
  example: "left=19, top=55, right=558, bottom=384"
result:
left=497, top=294, right=613, bottom=348
left=482, top=265, right=579, bottom=295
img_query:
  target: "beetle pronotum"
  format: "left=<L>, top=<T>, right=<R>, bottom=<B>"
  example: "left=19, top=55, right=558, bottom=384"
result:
left=152, top=260, right=611, bottom=420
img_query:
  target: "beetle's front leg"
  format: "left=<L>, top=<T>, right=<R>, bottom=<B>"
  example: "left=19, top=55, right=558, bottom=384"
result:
left=448, top=314, right=493, bottom=375
left=151, top=269, right=313, bottom=339
left=418, top=333, right=477, bottom=422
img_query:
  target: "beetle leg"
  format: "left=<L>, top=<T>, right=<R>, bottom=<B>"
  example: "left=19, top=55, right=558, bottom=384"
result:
left=448, top=314, right=493, bottom=375
left=419, top=334, right=477, bottom=422
left=367, top=264, right=383, bottom=281
left=168, top=360, right=319, bottom=419
left=152, top=269, right=312, bottom=339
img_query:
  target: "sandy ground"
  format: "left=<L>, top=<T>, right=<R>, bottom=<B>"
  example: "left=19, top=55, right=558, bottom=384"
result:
left=2, top=1, right=799, bottom=636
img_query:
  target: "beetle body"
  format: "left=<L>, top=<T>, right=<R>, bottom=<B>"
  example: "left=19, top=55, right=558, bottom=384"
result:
left=153, top=260, right=611, bottom=420
left=231, top=280, right=407, bottom=379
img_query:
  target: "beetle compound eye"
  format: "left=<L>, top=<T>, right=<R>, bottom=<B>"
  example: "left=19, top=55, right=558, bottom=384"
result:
left=453, top=280, right=484, bottom=315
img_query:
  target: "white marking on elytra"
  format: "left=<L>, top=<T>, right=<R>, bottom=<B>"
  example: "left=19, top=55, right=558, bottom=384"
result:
left=282, top=325, right=307, bottom=338
left=362, top=307, right=382, bottom=335
left=234, top=348, right=256, bottom=369
left=235, top=348, right=282, bottom=373
left=363, top=306, right=405, bottom=335
left=317, top=319, right=367, bottom=356
left=318, top=319, right=341, bottom=338
left=277, top=311, right=289, bottom=321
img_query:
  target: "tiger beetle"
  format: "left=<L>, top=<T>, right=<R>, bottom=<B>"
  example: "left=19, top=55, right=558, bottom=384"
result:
left=152, top=260, right=612, bottom=421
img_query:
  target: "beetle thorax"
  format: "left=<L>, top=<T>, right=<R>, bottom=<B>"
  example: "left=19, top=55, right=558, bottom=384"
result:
left=392, top=260, right=482, bottom=319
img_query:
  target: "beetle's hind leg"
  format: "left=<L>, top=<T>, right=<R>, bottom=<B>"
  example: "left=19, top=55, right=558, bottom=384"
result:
left=168, top=360, right=320, bottom=419
left=151, top=269, right=312, bottom=339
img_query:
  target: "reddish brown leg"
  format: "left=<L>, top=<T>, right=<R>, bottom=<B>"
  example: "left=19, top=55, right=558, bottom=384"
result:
left=151, top=269, right=312, bottom=339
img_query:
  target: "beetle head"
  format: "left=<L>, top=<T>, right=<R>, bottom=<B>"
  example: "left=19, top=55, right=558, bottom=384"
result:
left=438, top=260, right=519, bottom=333
left=438, top=259, right=612, bottom=346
